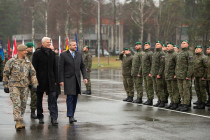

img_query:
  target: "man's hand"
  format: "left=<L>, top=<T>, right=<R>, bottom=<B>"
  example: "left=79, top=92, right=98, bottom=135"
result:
left=157, top=75, right=161, bottom=79
left=4, top=88, right=9, bottom=93
left=83, top=79, right=88, bottom=84
left=60, top=82, right=64, bottom=86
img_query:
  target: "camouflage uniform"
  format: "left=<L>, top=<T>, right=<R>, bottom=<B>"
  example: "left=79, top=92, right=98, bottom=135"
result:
left=207, top=53, right=210, bottom=102
left=27, top=52, right=37, bottom=112
left=142, top=49, right=154, bottom=100
left=131, top=48, right=144, bottom=99
left=163, top=50, right=169, bottom=102
left=165, top=49, right=179, bottom=105
left=175, top=48, right=194, bottom=106
left=119, top=53, right=134, bottom=98
left=193, top=52, right=207, bottom=104
left=0, top=55, right=3, bottom=81
left=83, top=51, right=92, bottom=91
left=150, top=48, right=165, bottom=104
left=3, top=55, right=38, bottom=121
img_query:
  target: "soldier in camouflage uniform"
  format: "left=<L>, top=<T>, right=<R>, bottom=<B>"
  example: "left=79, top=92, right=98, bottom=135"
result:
left=206, top=46, right=210, bottom=110
left=142, top=42, right=154, bottom=105
left=25, top=42, right=37, bottom=119
left=119, top=48, right=134, bottom=102
left=193, top=45, right=208, bottom=109
left=175, top=40, right=194, bottom=112
left=3, top=44, right=38, bottom=130
left=82, top=46, right=92, bottom=95
left=131, top=42, right=144, bottom=104
left=0, top=54, right=3, bottom=82
left=149, top=41, right=166, bottom=107
left=165, top=43, right=179, bottom=110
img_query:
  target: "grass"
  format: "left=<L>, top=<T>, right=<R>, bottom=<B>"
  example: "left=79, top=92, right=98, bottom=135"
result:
left=92, top=56, right=121, bottom=69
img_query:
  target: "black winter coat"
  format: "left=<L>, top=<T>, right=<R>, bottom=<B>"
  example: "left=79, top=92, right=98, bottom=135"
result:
left=59, top=50, right=87, bottom=95
left=32, top=46, right=56, bottom=93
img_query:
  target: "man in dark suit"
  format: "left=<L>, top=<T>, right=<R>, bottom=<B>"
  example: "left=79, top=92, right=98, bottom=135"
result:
left=59, top=40, right=87, bottom=124
left=32, top=37, right=58, bottom=125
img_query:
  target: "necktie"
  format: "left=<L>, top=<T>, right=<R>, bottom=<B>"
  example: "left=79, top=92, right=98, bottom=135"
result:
left=72, top=52, right=75, bottom=58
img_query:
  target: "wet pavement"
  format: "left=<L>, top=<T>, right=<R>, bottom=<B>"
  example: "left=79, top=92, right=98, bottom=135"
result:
left=0, top=69, right=210, bottom=140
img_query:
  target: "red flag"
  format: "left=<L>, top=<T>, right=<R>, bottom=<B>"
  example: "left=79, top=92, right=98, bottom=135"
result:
left=7, top=39, right=11, bottom=60
left=12, top=38, right=17, bottom=57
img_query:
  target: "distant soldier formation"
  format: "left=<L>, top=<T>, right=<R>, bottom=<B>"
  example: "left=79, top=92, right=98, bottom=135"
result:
left=120, top=40, right=210, bottom=112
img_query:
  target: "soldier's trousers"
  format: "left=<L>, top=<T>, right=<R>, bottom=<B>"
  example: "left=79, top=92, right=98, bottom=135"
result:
left=166, top=80, right=179, bottom=104
left=177, top=79, right=191, bottom=105
left=133, top=76, right=143, bottom=98
left=143, top=76, right=154, bottom=100
left=164, top=79, right=169, bottom=100
left=123, top=76, right=134, bottom=97
left=152, top=77, right=165, bottom=102
left=9, top=87, right=29, bottom=121
left=207, top=80, right=210, bottom=100
left=194, top=77, right=207, bottom=103
left=85, top=72, right=91, bottom=91
left=29, top=87, right=37, bottom=112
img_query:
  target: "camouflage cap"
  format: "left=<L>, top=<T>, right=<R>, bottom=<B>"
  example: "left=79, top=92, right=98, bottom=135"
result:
left=17, top=44, right=27, bottom=51
left=135, top=42, right=142, bottom=45
left=167, top=42, right=174, bottom=46
left=124, top=48, right=130, bottom=51
left=156, top=41, right=163, bottom=46
left=195, top=45, right=202, bottom=49
left=163, top=44, right=167, bottom=47
left=25, top=42, right=34, bottom=48
left=144, top=42, right=151, bottom=45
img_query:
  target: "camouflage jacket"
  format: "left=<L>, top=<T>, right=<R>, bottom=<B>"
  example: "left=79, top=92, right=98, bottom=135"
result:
left=150, top=48, right=165, bottom=77
left=119, top=53, right=133, bottom=76
left=193, top=52, right=207, bottom=78
left=164, top=49, right=177, bottom=80
left=26, top=52, right=33, bottom=62
left=131, top=49, right=144, bottom=76
left=142, top=49, right=153, bottom=76
left=206, top=54, right=210, bottom=80
left=83, top=51, right=92, bottom=72
left=3, top=55, right=38, bottom=88
left=0, top=55, right=3, bottom=77
left=175, top=48, right=194, bottom=79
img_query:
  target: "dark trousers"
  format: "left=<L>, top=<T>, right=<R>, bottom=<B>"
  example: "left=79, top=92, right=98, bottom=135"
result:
left=66, top=95, right=78, bottom=117
left=37, top=91, right=58, bottom=120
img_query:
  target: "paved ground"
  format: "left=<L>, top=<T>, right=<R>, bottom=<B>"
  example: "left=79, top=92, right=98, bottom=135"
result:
left=0, top=69, right=210, bottom=140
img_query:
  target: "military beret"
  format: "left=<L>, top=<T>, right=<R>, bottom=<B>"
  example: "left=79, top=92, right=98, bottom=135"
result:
left=124, top=48, right=130, bottom=51
left=163, top=44, right=167, bottom=47
left=206, top=46, right=210, bottom=48
left=135, top=42, right=142, bottom=45
left=17, top=44, right=27, bottom=51
left=167, top=42, right=174, bottom=46
left=144, top=42, right=151, bottom=45
left=182, top=40, right=189, bottom=44
left=174, top=45, right=180, bottom=49
left=25, top=42, right=34, bottom=48
left=84, top=45, right=90, bottom=49
left=195, top=45, right=202, bottom=49
left=156, top=41, right=163, bottom=46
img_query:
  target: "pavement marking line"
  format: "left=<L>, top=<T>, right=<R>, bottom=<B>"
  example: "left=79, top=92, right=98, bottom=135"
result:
left=83, top=94, right=210, bottom=119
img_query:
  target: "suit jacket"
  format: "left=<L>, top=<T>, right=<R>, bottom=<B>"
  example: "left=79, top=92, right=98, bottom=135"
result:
left=59, top=50, right=87, bottom=95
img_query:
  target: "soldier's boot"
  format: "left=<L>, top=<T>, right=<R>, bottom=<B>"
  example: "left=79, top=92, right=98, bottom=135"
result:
left=127, top=97, right=133, bottom=102
left=82, top=91, right=88, bottom=94
left=144, top=99, right=153, bottom=106
left=194, top=103, right=205, bottom=109
left=165, top=103, right=173, bottom=109
left=170, top=103, right=178, bottom=110
left=208, top=108, right=210, bottom=111
left=15, top=121, right=22, bottom=131
left=153, top=101, right=160, bottom=107
left=31, top=111, right=37, bottom=119
left=193, top=100, right=199, bottom=105
left=123, top=97, right=129, bottom=102
left=188, top=102, right=191, bottom=107
left=205, top=100, right=210, bottom=107
left=164, top=99, right=168, bottom=104
left=180, top=104, right=189, bottom=112
left=133, top=98, right=142, bottom=104
left=86, top=90, right=91, bottom=95
left=158, top=102, right=165, bottom=108
left=20, top=121, right=25, bottom=129
left=176, top=104, right=183, bottom=111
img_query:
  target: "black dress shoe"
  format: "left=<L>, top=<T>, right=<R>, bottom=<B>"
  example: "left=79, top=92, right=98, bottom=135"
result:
left=31, top=111, right=37, bottom=119
left=133, top=98, right=142, bottom=104
left=69, top=117, right=77, bottom=124
left=39, top=118, right=44, bottom=124
left=51, top=119, right=58, bottom=125
left=123, top=97, right=129, bottom=102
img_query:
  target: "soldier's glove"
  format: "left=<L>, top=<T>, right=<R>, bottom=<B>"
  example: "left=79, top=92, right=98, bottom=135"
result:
left=4, top=88, right=9, bottom=93
left=33, top=87, right=37, bottom=92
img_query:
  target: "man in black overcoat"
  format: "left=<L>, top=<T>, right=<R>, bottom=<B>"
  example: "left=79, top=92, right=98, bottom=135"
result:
left=32, top=37, right=58, bottom=125
left=59, top=40, right=87, bottom=123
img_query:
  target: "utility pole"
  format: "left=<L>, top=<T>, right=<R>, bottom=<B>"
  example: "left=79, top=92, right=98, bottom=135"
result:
left=97, top=0, right=100, bottom=67
left=113, top=0, right=116, bottom=54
